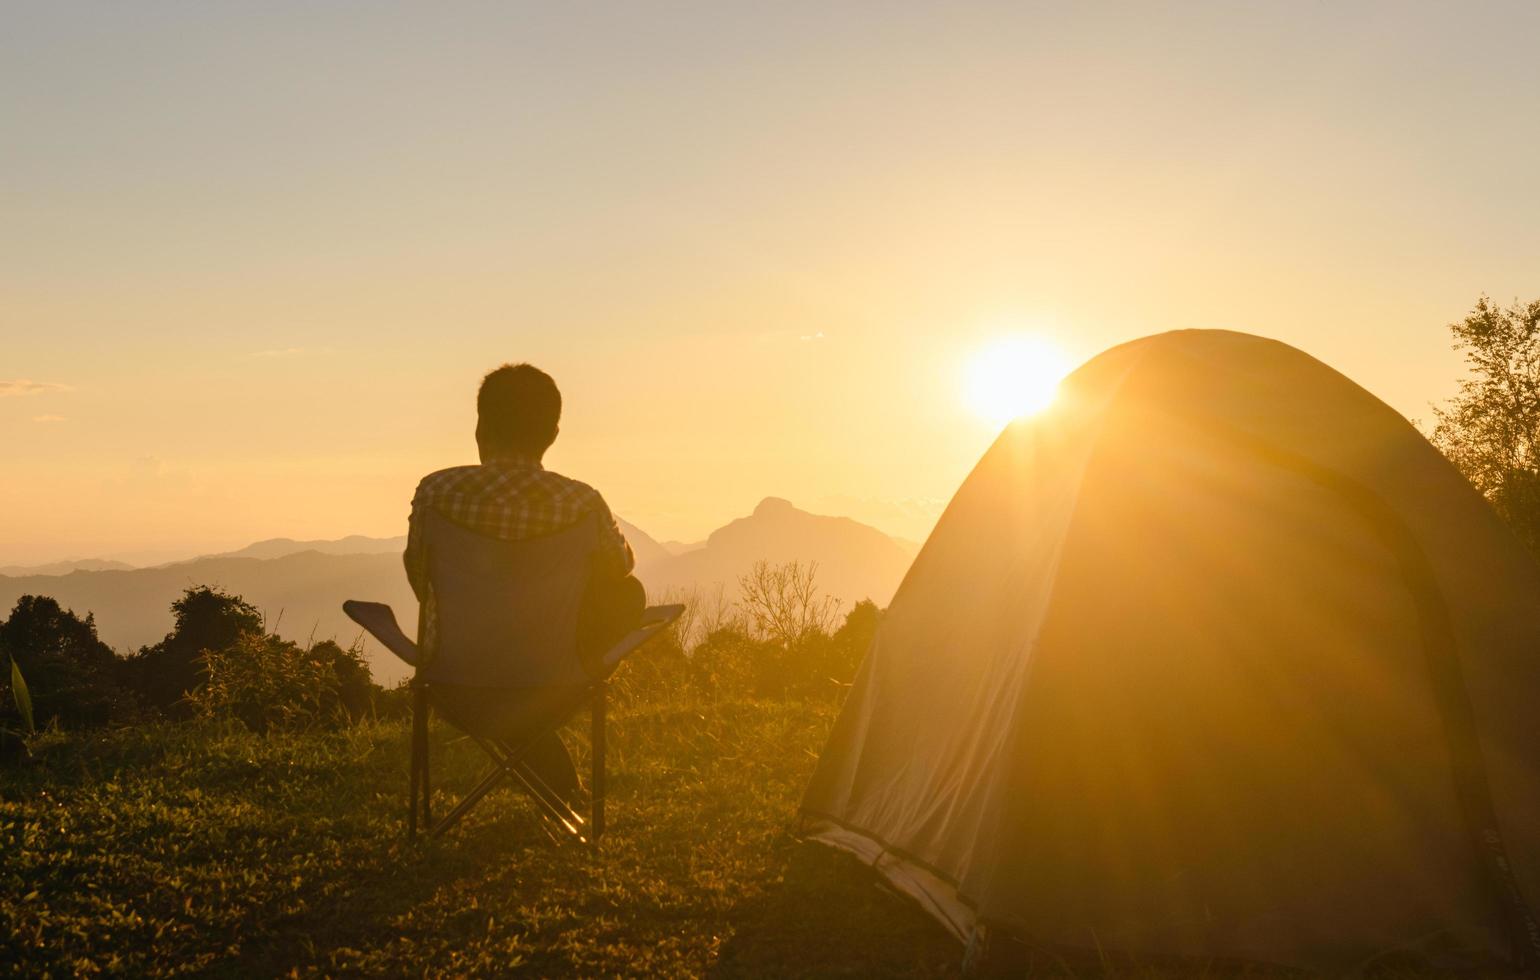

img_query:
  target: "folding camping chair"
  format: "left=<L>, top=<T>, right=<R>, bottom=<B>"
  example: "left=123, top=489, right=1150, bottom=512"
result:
left=343, top=511, right=682, bottom=847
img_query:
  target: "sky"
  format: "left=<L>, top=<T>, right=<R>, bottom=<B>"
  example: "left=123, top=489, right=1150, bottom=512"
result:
left=3, top=1, right=1539, bottom=565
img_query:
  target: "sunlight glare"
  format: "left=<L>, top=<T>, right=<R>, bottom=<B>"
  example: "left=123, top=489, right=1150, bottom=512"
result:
left=964, top=335, right=1072, bottom=425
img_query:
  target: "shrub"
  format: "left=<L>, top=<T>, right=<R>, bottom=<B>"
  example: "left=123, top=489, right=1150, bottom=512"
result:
left=123, top=586, right=264, bottom=715
left=190, top=631, right=346, bottom=734
left=0, top=654, right=35, bottom=762
left=0, top=595, right=131, bottom=730
left=309, top=639, right=378, bottom=722
left=612, top=572, right=884, bottom=704
left=737, top=560, right=839, bottom=647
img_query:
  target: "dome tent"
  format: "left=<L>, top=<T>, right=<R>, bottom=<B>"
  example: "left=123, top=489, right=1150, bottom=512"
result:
left=801, top=330, right=1540, bottom=971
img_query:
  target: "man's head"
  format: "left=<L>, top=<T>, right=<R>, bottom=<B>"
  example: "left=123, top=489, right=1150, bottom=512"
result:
left=476, top=363, right=561, bottom=461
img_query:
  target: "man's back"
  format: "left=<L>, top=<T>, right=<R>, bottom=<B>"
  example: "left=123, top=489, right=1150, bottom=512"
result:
left=404, top=454, right=635, bottom=652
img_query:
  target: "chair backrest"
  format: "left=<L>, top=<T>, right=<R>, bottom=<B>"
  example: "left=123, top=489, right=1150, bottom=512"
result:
left=423, top=509, right=597, bottom=689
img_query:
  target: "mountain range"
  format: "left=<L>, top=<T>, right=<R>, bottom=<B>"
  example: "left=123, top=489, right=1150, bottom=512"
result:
left=0, top=500, right=919, bottom=686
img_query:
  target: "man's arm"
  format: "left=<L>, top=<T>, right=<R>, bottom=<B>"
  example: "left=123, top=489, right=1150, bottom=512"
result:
left=590, top=495, right=635, bottom=580
left=403, top=489, right=430, bottom=601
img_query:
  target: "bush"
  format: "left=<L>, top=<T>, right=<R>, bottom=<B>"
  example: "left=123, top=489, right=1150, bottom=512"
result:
left=737, top=560, right=839, bottom=647
left=0, top=595, right=131, bottom=731
left=123, top=586, right=264, bottom=715
left=615, top=580, right=883, bottom=704
left=309, top=639, right=378, bottom=722
left=189, top=631, right=371, bottom=734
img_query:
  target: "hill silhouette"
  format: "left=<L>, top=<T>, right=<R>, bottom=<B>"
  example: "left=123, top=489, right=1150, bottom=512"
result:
left=0, top=503, right=910, bottom=687
left=0, top=558, right=135, bottom=577
left=200, top=535, right=407, bottom=562
left=637, top=498, right=917, bottom=610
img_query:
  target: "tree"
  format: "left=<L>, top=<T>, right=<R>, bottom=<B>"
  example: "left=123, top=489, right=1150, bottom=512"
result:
left=0, top=595, right=126, bottom=729
left=1431, top=296, right=1540, bottom=555
left=124, top=586, right=264, bottom=713
left=736, top=559, right=840, bottom=647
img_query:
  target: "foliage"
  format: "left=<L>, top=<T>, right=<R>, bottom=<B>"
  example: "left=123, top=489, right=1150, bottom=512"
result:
left=1431, top=295, right=1540, bottom=554
left=737, top=559, right=840, bottom=647
left=1, top=655, right=35, bottom=761
left=309, top=638, right=379, bottom=722
left=831, top=598, right=882, bottom=678
left=0, top=699, right=958, bottom=977
left=188, top=631, right=333, bottom=733
left=8, top=658, right=33, bottom=735
left=188, top=633, right=381, bottom=734
left=124, top=586, right=264, bottom=715
left=618, top=589, right=880, bottom=704
left=0, top=595, right=128, bottom=731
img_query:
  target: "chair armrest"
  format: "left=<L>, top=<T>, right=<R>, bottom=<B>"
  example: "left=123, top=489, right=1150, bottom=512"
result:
left=342, top=600, right=421, bottom=668
left=640, top=603, right=687, bottom=627
left=601, top=605, right=686, bottom=669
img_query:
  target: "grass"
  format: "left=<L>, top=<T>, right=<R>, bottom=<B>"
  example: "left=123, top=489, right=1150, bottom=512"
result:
left=0, top=690, right=961, bottom=977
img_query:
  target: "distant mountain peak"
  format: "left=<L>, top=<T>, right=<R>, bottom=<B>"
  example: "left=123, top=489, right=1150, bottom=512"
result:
left=753, top=496, right=796, bottom=517
left=644, top=496, right=914, bottom=610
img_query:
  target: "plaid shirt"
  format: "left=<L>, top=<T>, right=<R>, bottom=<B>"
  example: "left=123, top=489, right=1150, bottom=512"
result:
left=404, top=454, right=635, bottom=647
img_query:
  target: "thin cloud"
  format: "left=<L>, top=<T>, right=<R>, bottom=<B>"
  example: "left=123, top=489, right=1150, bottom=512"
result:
left=32, top=414, right=67, bottom=423
left=799, top=331, right=827, bottom=342
left=0, top=379, right=72, bottom=397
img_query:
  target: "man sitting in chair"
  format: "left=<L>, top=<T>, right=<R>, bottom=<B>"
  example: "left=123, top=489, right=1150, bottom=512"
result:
left=403, top=362, right=646, bottom=799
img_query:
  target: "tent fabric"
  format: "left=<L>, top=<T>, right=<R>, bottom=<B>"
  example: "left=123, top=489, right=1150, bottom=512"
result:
left=801, top=330, right=1540, bottom=970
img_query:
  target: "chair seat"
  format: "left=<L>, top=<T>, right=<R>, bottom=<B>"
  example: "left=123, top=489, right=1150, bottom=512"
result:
left=430, top=683, right=592, bottom=745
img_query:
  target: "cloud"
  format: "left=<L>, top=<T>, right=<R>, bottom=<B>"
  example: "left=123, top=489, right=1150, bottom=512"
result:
left=799, top=331, right=827, bottom=342
left=0, top=379, right=72, bottom=397
left=32, top=414, right=67, bottom=423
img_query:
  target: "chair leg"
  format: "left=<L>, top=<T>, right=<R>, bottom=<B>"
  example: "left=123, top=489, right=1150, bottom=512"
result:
left=591, top=682, right=606, bottom=849
left=414, top=686, right=614, bottom=846
left=429, top=763, right=508, bottom=839
left=417, top=686, right=432, bottom=828
left=409, top=683, right=428, bottom=839
left=481, top=737, right=590, bottom=842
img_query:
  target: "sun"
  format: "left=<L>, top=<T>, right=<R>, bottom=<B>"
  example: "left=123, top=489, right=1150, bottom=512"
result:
left=963, top=335, right=1072, bottom=425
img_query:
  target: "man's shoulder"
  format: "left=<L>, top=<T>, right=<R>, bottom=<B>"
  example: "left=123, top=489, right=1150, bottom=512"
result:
left=411, top=464, right=485, bottom=499
left=538, top=468, right=608, bottom=507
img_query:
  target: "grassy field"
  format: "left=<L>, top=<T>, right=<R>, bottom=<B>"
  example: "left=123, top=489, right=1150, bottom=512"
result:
left=0, top=689, right=961, bottom=977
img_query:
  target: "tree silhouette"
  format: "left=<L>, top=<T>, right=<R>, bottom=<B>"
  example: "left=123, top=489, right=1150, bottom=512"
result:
left=124, top=586, right=263, bottom=714
left=1432, top=295, right=1540, bottom=555
left=0, top=595, right=124, bottom=729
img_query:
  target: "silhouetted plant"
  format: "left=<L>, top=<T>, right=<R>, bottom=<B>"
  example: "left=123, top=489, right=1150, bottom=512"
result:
left=1431, top=295, right=1540, bottom=554
left=122, top=586, right=263, bottom=714
left=190, top=632, right=334, bottom=733
left=188, top=630, right=385, bottom=733
left=616, top=574, right=882, bottom=702
left=737, top=560, right=839, bottom=647
left=308, top=639, right=378, bottom=722
left=0, top=595, right=129, bottom=729
left=0, top=653, right=34, bottom=762
left=828, top=598, right=881, bottom=682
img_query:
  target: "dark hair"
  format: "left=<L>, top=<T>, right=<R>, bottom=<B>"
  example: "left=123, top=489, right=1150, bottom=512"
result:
left=477, top=363, right=561, bottom=453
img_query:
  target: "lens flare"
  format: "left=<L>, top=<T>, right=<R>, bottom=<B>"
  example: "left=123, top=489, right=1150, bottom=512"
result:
left=964, top=335, right=1071, bottom=424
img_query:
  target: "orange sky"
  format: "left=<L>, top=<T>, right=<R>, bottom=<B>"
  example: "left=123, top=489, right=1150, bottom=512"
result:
left=4, top=3, right=1539, bottom=565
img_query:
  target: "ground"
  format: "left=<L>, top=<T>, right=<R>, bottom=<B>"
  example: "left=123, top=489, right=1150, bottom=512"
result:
left=0, top=693, right=961, bottom=977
